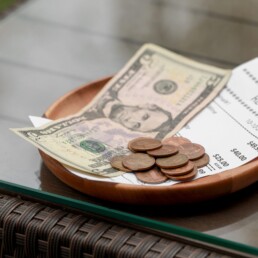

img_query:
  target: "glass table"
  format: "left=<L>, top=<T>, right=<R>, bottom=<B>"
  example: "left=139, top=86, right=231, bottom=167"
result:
left=0, top=0, right=258, bottom=256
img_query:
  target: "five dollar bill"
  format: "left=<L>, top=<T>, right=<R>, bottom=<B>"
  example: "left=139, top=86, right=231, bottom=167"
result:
left=11, top=44, right=231, bottom=177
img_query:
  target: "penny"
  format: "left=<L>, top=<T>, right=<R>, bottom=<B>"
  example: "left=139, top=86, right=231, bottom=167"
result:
left=162, top=136, right=191, bottom=146
left=128, top=142, right=136, bottom=152
left=147, top=144, right=178, bottom=157
left=161, top=161, right=195, bottom=176
left=129, top=137, right=162, bottom=152
left=156, top=153, right=188, bottom=169
left=193, top=153, right=210, bottom=168
left=110, top=155, right=132, bottom=172
left=135, top=167, right=168, bottom=184
left=167, top=166, right=197, bottom=181
left=179, top=143, right=205, bottom=160
left=122, top=153, right=155, bottom=171
left=128, top=137, right=147, bottom=152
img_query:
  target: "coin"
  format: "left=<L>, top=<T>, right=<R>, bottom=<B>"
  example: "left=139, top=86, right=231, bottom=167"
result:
left=110, top=155, right=132, bottom=172
left=179, top=143, right=205, bottom=160
left=193, top=153, right=210, bottom=168
left=162, top=136, right=191, bottom=146
left=128, top=137, right=147, bottom=152
left=135, top=167, right=168, bottom=184
left=147, top=144, right=178, bottom=157
left=122, top=153, right=155, bottom=171
left=128, top=142, right=136, bottom=152
left=156, top=153, right=188, bottom=169
left=161, top=161, right=195, bottom=176
left=129, top=137, right=162, bottom=152
left=167, top=166, right=197, bottom=181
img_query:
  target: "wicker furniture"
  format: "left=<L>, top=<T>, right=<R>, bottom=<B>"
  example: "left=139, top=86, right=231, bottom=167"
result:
left=1, top=0, right=258, bottom=257
left=0, top=192, right=250, bottom=258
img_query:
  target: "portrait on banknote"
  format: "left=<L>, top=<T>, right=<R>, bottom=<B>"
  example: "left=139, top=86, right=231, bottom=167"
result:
left=84, top=81, right=173, bottom=138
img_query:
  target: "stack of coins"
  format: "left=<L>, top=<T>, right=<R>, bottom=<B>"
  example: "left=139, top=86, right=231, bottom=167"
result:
left=110, top=136, right=210, bottom=184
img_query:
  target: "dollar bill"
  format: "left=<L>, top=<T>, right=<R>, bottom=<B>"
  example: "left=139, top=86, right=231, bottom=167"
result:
left=12, top=44, right=231, bottom=177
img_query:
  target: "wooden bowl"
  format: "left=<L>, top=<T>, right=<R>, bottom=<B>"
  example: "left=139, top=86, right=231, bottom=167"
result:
left=40, top=77, right=258, bottom=205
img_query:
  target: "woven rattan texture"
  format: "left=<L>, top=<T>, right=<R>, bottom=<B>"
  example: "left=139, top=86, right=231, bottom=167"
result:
left=0, top=194, right=233, bottom=258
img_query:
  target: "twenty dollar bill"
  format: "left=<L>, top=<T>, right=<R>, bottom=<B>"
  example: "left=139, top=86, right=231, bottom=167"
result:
left=12, top=44, right=231, bottom=177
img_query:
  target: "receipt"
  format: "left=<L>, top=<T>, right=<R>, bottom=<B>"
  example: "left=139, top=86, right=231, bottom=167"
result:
left=178, top=58, right=258, bottom=177
left=30, top=58, right=258, bottom=185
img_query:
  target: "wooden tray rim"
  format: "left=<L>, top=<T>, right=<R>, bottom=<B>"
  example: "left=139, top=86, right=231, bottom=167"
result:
left=41, top=77, right=258, bottom=205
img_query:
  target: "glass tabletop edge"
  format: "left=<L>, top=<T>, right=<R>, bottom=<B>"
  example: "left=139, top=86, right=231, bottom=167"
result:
left=0, top=180, right=257, bottom=257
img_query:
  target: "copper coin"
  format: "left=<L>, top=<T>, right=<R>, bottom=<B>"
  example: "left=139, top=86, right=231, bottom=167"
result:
left=122, top=153, right=155, bottom=171
left=156, top=153, right=188, bottom=169
left=193, top=153, right=210, bottom=168
left=128, top=142, right=136, bottom=152
left=162, top=136, right=191, bottom=146
left=110, top=155, right=132, bottom=172
left=161, top=161, right=195, bottom=176
left=129, top=137, right=162, bottom=152
left=179, top=143, right=205, bottom=160
left=147, top=144, right=178, bottom=157
left=128, top=137, right=147, bottom=152
left=135, top=167, right=168, bottom=184
left=167, top=166, right=197, bottom=181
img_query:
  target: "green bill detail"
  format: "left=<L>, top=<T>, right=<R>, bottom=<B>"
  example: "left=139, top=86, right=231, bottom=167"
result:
left=80, top=140, right=106, bottom=153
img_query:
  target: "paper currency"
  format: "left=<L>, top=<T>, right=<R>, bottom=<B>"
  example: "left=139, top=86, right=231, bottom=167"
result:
left=12, top=44, right=231, bottom=177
